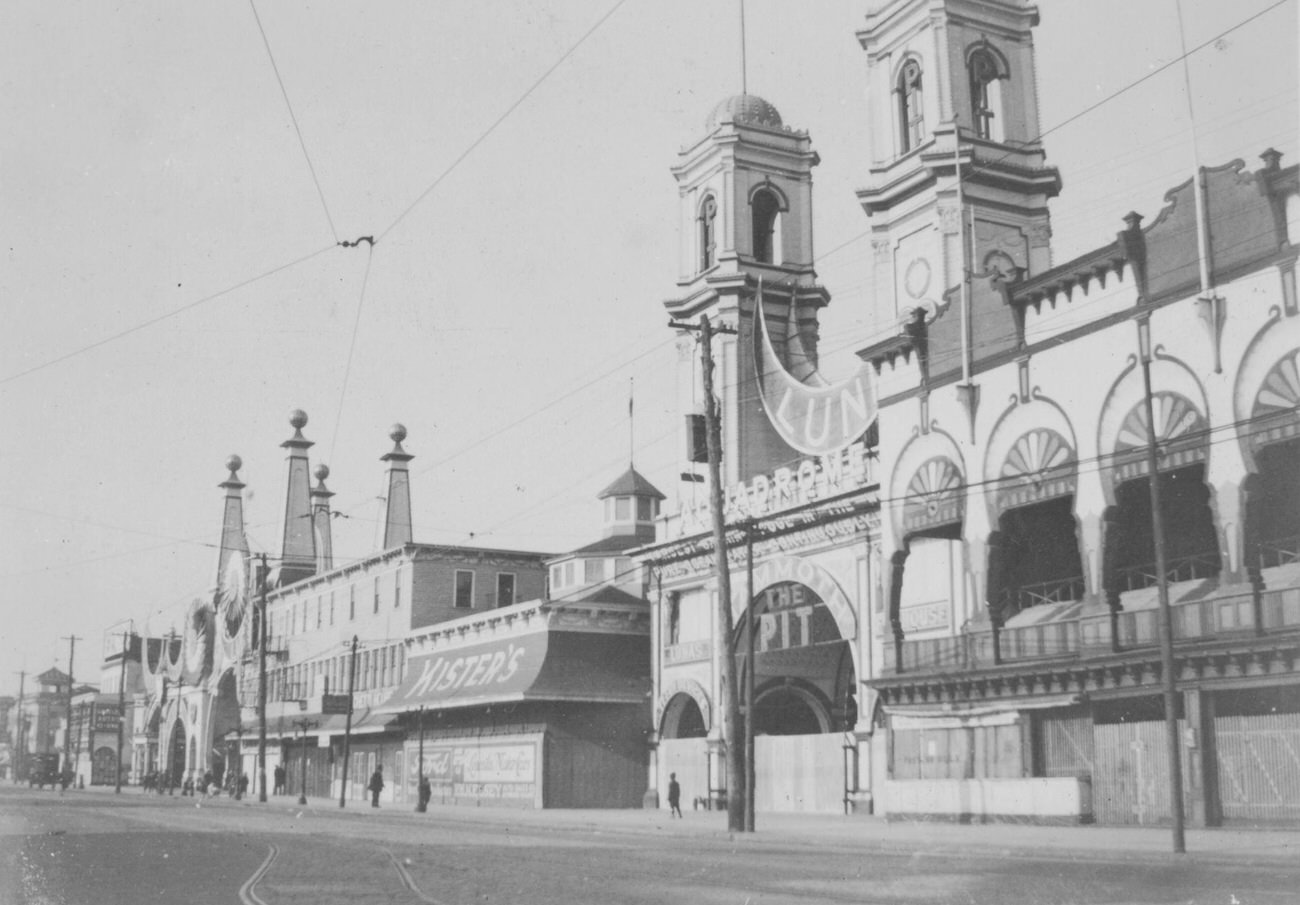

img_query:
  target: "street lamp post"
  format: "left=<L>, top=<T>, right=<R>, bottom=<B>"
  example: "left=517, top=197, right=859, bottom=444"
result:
left=293, top=718, right=318, bottom=806
left=1137, top=314, right=1187, bottom=854
left=257, top=553, right=269, bottom=803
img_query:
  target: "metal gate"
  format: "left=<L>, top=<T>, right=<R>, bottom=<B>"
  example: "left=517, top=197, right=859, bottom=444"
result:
left=1093, top=720, right=1185, bottom=825
left=1215, top=712, right=1300, bottom=824
left=755, top=733, right=844, bottom=813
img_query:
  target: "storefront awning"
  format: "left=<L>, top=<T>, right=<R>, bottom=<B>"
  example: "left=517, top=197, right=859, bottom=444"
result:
left=376, top=629, right=648, bottom=715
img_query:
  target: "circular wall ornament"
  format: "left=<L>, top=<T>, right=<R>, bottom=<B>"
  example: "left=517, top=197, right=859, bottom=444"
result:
left=904, top=257, right=932, bottom=299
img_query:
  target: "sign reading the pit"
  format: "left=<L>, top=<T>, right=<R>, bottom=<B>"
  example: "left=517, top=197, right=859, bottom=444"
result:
left=754, top=582, right=840, bottom=652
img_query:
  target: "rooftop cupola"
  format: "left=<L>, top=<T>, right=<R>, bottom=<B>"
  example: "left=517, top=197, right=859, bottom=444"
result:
left=598, top=466, right=665, bottom=540
left=276, top=409, right=316, bottom=587
left=381, top=423, right=414, bottom=549
left=310, top=462, right=334, bottom=573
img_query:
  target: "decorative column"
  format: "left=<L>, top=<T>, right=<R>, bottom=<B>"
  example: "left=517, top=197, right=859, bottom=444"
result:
left=277, top=410, right=316, bottom=587
left=311, top=464, right=335, bottom=574
left=381, top=424, right=414, bottom=549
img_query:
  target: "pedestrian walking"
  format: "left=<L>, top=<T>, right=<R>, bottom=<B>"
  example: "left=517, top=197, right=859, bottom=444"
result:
left=273, top=764, right=286, bottom=796
left=368, top=765, right=384, bottom=808
left=668, top=773, right=682, bottom=818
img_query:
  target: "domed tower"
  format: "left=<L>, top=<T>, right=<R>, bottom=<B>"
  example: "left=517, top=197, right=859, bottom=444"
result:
left=856, top=0, right=1061, bottom=327
left=665, top=94, right=831, bottom=486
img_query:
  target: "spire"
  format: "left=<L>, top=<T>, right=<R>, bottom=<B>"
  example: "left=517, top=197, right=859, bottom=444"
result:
left=276, top=409, right=316, bottom=587
left=215, top=455, right=249, bottom=590
left=311, top=463, right=335, bottom=574
left=381, top=423, right=414, bottom=549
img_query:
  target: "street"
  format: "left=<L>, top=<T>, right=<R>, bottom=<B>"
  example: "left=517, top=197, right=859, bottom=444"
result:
left=1, top=787, right=1297, bottom=905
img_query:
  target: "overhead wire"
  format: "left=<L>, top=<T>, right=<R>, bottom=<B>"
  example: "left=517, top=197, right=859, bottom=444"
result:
left=248, top=0, right=340, bottom=245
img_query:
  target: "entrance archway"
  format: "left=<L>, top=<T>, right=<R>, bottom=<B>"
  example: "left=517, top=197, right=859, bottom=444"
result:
left=211, top=670, right=241, bottom=784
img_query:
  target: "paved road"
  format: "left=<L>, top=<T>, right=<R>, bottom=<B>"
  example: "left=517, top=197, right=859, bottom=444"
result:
left=1, top=787, right=1297, bottom=904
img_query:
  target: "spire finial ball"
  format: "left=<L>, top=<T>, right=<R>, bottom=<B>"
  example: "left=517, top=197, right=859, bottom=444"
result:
left=314, top=463, right=330, bottom=482
left=225, top=454, right=242, bottom=474
left=289, top=409, right=308, bottom=430
left=389, top=423, right=407, bottom=443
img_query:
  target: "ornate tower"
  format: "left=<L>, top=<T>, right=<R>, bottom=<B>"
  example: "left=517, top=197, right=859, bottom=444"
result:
left=381, top=423, right=413, bottom=549
left=856, top=0, right=1061, bottom=326
left=665, top=94, right=832, bottom=485
left=310, top=463, right=334, bottom=574
left=215, top=454, right=248, bottom=591
left=276, top=409, right=316, bottom=587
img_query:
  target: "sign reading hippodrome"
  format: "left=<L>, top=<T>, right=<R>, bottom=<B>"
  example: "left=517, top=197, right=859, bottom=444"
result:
left=675, top=439, right=874, bottom=536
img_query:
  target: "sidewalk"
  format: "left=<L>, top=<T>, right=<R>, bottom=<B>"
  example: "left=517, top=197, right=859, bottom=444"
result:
left=71, top=783, right=1298, bottom=867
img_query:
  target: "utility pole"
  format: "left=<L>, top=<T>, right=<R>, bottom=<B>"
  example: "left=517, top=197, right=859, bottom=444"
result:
left=13, top=671, right=26, bottom=782
left=697, top=314, right=744, bottom=833
left=339, top=635, right=359, bottom=809
left=257, top=553, right=269, bottom=803
left=115, top=629, right=130, bottom=793
left=415, top=704, right=427, bottom=813
left=744, top=520, right=756, bottom=833
left=61, top=635, right=81, bottom=783
left=1137, top=315, right=1186, bottom=854
left=292, top=718, right=318, bottom=805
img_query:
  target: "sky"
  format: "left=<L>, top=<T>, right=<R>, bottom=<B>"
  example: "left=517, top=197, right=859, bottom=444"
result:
left=1, top=0, right=1296, bottom=695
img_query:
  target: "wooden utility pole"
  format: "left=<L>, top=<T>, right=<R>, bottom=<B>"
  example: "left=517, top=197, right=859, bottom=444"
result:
left=698, top=315, right=745, bottom=833
left=115, top=630, right=129, bottom=793
left=744, top=521, right=756, bottom=833
left=61, top=635, right=81, bottom=782
left=13, top=671, right=26, bottom=782
left=339, top=635, right=359, bottom=809
left=257, top=553, right=270, bottom=803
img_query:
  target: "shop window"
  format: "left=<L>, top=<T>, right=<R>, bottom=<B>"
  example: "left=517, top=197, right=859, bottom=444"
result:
left=349, top=585, right=356, bottom=620
left=898, top=58, right=925, bottom=153
left=454, top=570, right=474, bottom=608
left=497, top=572, right=516, bottom=607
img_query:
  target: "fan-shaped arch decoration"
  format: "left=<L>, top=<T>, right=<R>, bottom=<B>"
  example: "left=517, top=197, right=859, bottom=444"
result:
left=1112, top=391, right=1208, bottom=482
left=902, top=456, right=965, bottom=533
left=1115, top=392, right=1205, bottom=451
left=1250, top=349, right=1300, bottom=449
left=998, top=429, right=1077, bottom=508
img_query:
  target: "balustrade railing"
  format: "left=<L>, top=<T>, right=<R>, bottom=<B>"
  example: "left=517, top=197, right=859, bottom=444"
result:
left=1012, top=575, right=1086, bottom=610
left=883, top=584, right=1300, bottom=675
left=1258, top=534, right=1300, bottom=569
left=1115, top=551, right=1220, bottom=591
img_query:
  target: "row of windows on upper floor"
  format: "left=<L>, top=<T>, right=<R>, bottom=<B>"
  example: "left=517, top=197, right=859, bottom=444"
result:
left=274, top=570, right=521, bottom=638
left=897, top=46, right=1006, bottom=155
left=550, top=556, right=635, bottom=592
left=606, top=495, right=660, bottom=523
left=266, top=642, right=405, bottom=703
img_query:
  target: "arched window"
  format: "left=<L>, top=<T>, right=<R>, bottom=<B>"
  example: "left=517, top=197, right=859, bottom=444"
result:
left=698, top=194, right=718, bottom=271
left=898, top=59, right=925, bottom=153
left=968, top=48, right=1004, bottom=142
left=751, top=189, right=781, bottom=264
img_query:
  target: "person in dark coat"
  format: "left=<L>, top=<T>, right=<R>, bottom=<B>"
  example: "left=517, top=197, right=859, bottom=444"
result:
left=667, top=773, right=682, bottom=818
left=368, top=765, right=384, bottom=808
left=273, top=764, right=286, bottom=795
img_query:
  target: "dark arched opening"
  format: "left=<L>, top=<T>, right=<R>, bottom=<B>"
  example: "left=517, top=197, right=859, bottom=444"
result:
left=751, top=189, right=780, bottom=264
left=1111, top=463, right=1221, bottom=588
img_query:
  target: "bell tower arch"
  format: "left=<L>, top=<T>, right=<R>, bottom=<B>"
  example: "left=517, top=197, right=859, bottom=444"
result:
left=665, top=94, right=832, bottom=485
left=856, top=0, right=1062, bottom=325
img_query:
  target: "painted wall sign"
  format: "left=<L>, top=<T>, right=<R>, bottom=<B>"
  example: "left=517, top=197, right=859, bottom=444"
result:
left=753, top=582, right=840, bottom=652
left=407, top=740, right=539, bottom=802
left=753, top=296, right=878, bottom=456
left=730, top=556, right=857, bottom=642
left=396, top=635, right=547, bottom=707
